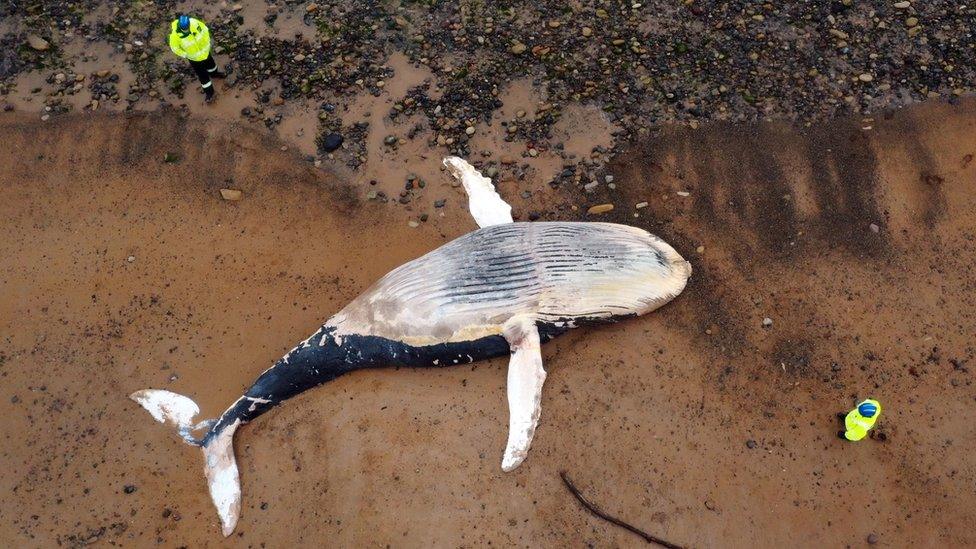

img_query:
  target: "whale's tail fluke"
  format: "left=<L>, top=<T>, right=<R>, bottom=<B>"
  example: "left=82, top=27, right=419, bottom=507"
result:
left=129, top=389, right=242, bottom=537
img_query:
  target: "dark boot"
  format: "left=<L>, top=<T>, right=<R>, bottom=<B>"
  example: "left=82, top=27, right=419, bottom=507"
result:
left=211, top=70, right=227, bottom=79
left=204, top=86, right=215, bottom=104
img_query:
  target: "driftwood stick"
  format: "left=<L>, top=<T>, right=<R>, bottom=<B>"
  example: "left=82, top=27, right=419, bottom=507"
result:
left=560, top=471, right=686, bottom=549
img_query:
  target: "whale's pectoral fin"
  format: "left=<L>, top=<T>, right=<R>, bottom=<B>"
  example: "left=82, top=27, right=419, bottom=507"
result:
left=443, top=156, right=514, bottom=228
left=500, top=316, right=546, bottom=472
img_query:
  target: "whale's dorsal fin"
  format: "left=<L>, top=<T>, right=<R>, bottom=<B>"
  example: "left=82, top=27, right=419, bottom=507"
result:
left=443, top=156, right=514, bottom=228
left=500, top=315, right=546, bottom=471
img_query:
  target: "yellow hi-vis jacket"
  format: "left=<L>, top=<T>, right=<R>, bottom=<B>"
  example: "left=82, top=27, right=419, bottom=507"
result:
left=169, top=18, right=211, bottom=62
left=844, top=399, right=881, bottom=441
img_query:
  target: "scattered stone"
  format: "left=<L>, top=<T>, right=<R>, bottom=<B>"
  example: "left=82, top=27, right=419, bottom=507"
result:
left=587, top=203, right=614, bottom=215
left=305, top=3, right=318, bottom=12
left=27, top=35, right=50, bottom=51
left=384, top=135, right=397, bottom=145
left=408, top=220, right=420, bottom=228
left=762, top=317, right=773, bottom=327
left=635, top=202, right=648, bottom=209
left=465, top=126, right=475, bottom=135
left=581, top=27, right=593, bottom=37
left=319, top=133, right=343, bottom=153
left=867, top=533, right=879, bottom=544
left=858, top=73, right=874, bottom=83
left=220, top=188, right=243, bottom=201
left=510, top=42, right=527, bottom=54
left=126, top=255, right=135, bottom=263
left=123, top=485, right=137, bottom=494
left=746, top=440, right=757, bottom=449
left=528, top=148, right=538, bottom=157
left=870, top=223, right=880, bottom=233
left=434, top=199, right=446, bottom=208
left=893, top=1, right=911, bottom=8
left=163, top=152, right=179, bottom=163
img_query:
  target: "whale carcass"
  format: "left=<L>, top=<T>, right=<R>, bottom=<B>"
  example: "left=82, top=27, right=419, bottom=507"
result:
left=130, top=157, right=692, bottom=535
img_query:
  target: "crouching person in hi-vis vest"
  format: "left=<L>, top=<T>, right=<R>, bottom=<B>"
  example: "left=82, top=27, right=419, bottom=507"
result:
left=837, top=399, right=881, bottom=441
left=169, top=15, right=225, bottom=103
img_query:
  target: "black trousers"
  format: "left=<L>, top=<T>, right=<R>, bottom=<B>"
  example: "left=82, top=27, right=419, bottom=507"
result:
left=188, top=54, right=218, bottom=89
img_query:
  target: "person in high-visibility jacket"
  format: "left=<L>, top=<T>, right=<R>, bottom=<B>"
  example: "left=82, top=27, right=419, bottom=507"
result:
left=169, top=15, right=225, bottom=103
left=837, top=399, right=881, bottom=441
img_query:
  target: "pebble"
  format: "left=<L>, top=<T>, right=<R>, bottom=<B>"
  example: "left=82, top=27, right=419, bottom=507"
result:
left=867, top=533, right=879, bottom=544
left=762, top=317, right=773, bottom=327
left=306, top=3, right=318, bottom=12
left=587, top=203, right=614, bottom=214
left=583, top=182, right=599, bottom=192
left=126, top=255, right=135, bottom=263
left=893, top=1, right=911, bottom=8
left=220, top=188, right=243, bottom=201
left=746, top=440, right=757, bottom=449
left=434, top=199, right=446, bottom=208
left=384, top=135, right=397, bottom=145
left=870, top=223, right=880, bottom=233
left=905, top=17, right=919, bottom=27
left=858, top=73, right=874, bottom=83
left=676, top=191, right=690, bottom=197
left=604, top=175, right=614, bottom=183
left=581, top=27, right=593, bottom=37
left=123, top=485, right=137, bottom=494
left=465, top=126, right=475, bottom=135
left=408, top=221, right=420, bottom=228
left=27, top=34, right=49, bottom=51
left=635, top=202, right=648, bottom=209
left=510, top=42, right=527, bottom=54
left=528, top=148, right=538, bottom=157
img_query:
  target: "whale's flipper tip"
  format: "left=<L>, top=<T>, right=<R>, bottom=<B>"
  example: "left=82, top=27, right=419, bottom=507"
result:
left=501, top=452, right=526, bottom=473
left=442, top=156, right=513, bottom=228
left=130, top=389, right=200, bottom=430
left=203, top=420, right=242, bottom=537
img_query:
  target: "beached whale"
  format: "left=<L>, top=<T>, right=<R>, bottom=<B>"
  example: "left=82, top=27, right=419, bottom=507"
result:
left=131, top=157, right=692, bottom=536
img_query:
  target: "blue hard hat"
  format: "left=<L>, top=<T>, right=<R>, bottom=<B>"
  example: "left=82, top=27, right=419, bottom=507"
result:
left=858, top=402, right=878, bottom=418
left=177, top=15, right=191, bottom=31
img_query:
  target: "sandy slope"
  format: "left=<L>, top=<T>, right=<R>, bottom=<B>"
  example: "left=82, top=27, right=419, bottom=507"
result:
left=0, top=101, right=974, bottom=547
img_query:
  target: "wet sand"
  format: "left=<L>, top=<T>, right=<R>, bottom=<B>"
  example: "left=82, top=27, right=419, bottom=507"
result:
left=1, top=99, right=975, bottom=547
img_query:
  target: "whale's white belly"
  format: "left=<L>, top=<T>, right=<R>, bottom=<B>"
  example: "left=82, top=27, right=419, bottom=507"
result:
left=328, top=222, right=691, bottom=346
